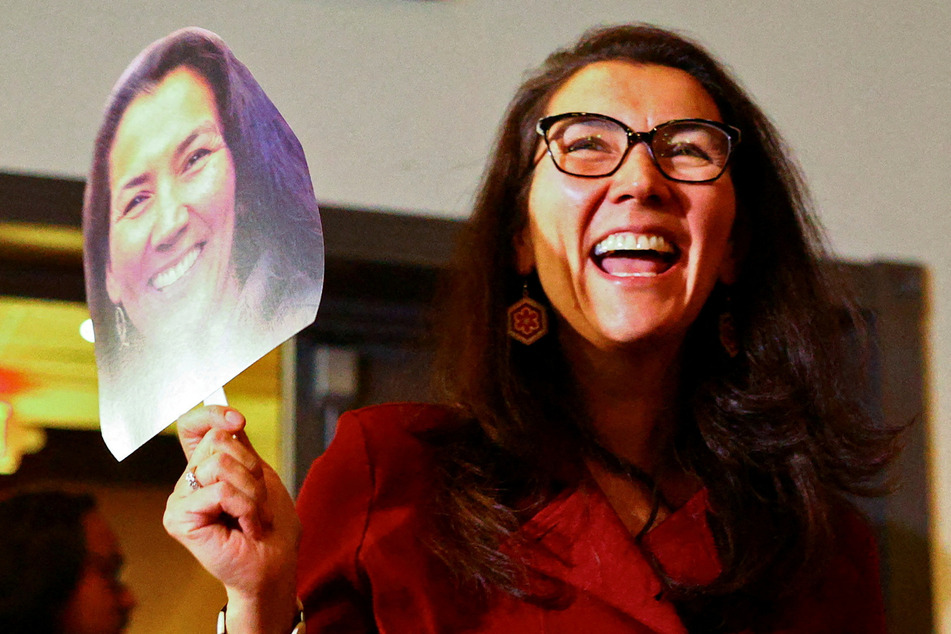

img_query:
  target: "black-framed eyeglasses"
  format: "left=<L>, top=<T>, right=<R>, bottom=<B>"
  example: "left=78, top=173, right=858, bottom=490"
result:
left=536, top=112, right=741, bottom=183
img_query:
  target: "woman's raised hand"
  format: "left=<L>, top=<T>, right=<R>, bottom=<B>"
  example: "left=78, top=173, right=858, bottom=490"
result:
left=164, top=406, right=300, bottom=633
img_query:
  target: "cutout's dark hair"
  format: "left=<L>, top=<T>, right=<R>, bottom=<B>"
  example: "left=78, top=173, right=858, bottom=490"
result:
left=429, top=23, right=897, bottom=629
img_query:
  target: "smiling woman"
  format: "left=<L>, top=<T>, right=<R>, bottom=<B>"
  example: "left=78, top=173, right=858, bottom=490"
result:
left=83, top=28, right=323, bottom=458
left=162, top=24, right=900, bottom=634
left=106, top=66, right=239, bottom=344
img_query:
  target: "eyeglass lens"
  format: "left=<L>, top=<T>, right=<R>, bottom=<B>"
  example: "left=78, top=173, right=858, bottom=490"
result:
left=545, top=116, right=733, bottom=181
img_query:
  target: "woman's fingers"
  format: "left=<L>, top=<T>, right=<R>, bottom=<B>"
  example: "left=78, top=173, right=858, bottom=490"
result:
left=176, top=406, right=247, bottom=461
left=164, top=480, right=267, bottom=588
left=169, top=405, right=274, bottom=542
left=165, top=406, right=301, bottom=600
left=178, top=428, right=273, bottom=529
left=189, top=426, right=265, bottom=479
left=207, top=479, right=265, bottom=539
left=191, top=452, right=273, bottom=529
left=171, top=458, right=270, bottom=538
left=165, top=464, right=300, bottom=597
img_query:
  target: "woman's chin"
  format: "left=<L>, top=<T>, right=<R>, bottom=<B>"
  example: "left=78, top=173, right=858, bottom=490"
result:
left=561, top=316, right=683, bottom=359
left=135, top=306, right=218, bottom=350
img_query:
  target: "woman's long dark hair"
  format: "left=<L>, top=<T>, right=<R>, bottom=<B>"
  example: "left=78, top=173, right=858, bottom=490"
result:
left=429, top=23, right=898, bottom=629
left=83, top=27, right=321, bottom=353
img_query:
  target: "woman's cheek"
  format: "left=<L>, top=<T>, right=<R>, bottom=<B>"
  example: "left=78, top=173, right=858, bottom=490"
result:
left=185, top=165, right=216, bottom=207
left=201, top=155, right=236, bottom=219
left=109, top=222, right=143, bottom=278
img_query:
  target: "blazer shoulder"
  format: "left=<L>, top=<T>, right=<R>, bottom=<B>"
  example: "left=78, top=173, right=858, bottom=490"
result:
left=340, top=401, right=465, bottom=438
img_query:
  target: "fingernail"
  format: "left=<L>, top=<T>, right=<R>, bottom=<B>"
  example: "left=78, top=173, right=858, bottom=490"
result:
left=225, top=410, right=244, bottom=426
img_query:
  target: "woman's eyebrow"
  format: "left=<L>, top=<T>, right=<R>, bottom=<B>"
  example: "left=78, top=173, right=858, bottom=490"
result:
left=174, top=120, right=220, bottom=161
left=117, top=172, right=149, bottom=195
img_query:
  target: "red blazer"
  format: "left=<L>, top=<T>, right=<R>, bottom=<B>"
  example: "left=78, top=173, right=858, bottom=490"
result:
left=296, top=403, right=886, bottom=633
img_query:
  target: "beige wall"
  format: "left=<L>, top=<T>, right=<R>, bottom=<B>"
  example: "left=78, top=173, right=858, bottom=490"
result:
left=3, top=0, right=950, bottom=628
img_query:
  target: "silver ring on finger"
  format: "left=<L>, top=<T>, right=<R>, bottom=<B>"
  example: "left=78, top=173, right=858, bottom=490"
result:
left=185, top=469, right=202, bottom=491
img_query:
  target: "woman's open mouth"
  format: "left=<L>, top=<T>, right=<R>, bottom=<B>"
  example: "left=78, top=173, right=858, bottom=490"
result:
left=150, top=243, right=203, bottom=290
left=591, top=232, right=679, bottom=277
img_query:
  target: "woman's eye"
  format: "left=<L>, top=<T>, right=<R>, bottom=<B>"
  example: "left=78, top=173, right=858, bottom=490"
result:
left=122, top=193, right=149, bottom=217
left=564, top=136, right=612, bottom=154
left=665, top=142, right=712, bottom=162
left=183, top=148, right=212, bottom=172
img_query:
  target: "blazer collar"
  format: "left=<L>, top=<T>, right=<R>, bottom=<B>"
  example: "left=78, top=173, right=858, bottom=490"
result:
left=513, top=479, right=720, bottom=633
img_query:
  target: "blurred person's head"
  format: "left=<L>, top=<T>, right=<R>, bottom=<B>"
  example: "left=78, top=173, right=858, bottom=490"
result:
left=0, top=490, right=135, bottom=633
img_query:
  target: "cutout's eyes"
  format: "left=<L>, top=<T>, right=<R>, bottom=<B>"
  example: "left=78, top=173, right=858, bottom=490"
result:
left=121, top=192, right=151, bottom=218
left=183, top=148, right=212, bottom=173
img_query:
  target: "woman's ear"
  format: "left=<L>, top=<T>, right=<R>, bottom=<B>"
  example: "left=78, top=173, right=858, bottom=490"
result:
left=718, top=240, right=739, bottom=285
left=719, top=214, right=749, bottom=285
left=105, top=264, right=122, bottom=305
left=513, top=226, right=536, bottom=276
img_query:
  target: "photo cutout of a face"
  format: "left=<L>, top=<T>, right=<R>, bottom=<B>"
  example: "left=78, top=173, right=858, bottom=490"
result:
left=83, top=28, right=323, bottom=460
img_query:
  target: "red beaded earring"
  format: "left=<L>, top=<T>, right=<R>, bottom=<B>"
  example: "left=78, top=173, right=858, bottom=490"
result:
left=507, top=280, right=548, bottom=345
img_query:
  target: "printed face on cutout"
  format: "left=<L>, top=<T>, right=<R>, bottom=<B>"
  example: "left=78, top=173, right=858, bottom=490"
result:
left=518, top=61, right=738, bottom=358
left=106, top=65, right=239, bottom=344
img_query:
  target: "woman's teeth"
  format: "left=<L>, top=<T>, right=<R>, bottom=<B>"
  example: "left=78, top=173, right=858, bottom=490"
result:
left=593, top=232, right=675, bottom=257
left=150, top=244, right=202, bottom=290
left=592, top=232, right=678, bottom=278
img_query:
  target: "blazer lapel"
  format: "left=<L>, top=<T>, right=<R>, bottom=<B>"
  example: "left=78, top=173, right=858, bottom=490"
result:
left=515, top=480, right=719, bottom=633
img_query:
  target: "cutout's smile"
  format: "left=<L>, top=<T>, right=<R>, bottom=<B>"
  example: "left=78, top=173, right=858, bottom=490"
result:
left=150, top=243, right=203, bottom=290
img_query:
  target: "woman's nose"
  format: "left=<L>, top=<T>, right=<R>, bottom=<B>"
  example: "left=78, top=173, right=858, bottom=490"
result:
left=151, top=185, right=188, bottom=250
left=609, top=143, right=671, bottom=205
